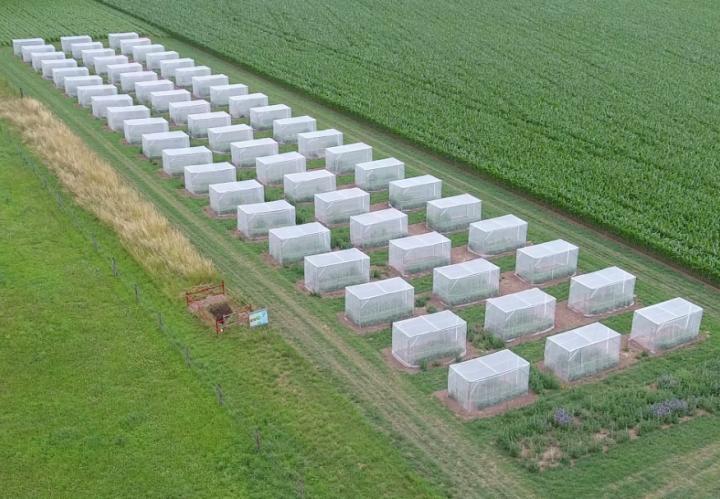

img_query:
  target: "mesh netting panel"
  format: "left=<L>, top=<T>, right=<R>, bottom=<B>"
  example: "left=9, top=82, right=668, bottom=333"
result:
left=298, top=129, right=344, bottom=159
left=237, top=200, right=295, bottom=238
left=426, top=194, right=482, bottom=233
left=389, top=175, right=442, bottom=211
left=269, top=222, right=331, bottom=265
left=250, top=104, right=292, bottom=130
left=304, top=248, right=370, bottom=294
left=484, top=288, right=556, bottom=340
left=568, top=266, right=636, bottom=316
left=516, top=239, right=579, bottom=284
left=229, top=93, right=268, bottom=118
left=210, top=84, right=249, bottom=106
left=175, top=66, right=210, bottom=87
left=162, top=146, right=213, bottom=176
left=207, top=125, right=253, bottom=153
left=135, top=79, right=174, bottom=104
left=630, top=298, right=703, bottom=353
left=255, top=151, right=306, bottom=184
left=119, top=38, right=149, bottom=56
left=61, top=35, right=91, bottom=53
left=107, top=62, right=140, bottom=84
left=448, top=350, right=529, bottom=411
left=119, top=71, right=157, bottom=92
left=544, top=323, right=621, bottom=381
left=187, top=112, right=231, bottom=138
left=273, top=116, right=316, bottom=143
left=142, top=131, right=189, bottom=159
left=146, top=51, right=178, bottom=71
left=314, top=188, right=370, bottom=225
left=284, top=170, right=336, bottom=203
left=108, top=33, right=137, bottom=50
left=65, top=75, right=102, bottom=97
left=388, top=232, right=451, bottom=275
left=345, top=277, right=414, bottom=327
left=209, top=180, right=264, bottom=214
left=78, top=84, right=117, bottom=107
left=169, top=100, right=210, bottom=125
left=325, top=143, right=373, bottom=174
left=433, top=258, right=500, bottom=306
left=123, top=117, right=168, bottom=144
left=183, top=161, right=235, bottom=194
left=355, top=158, right=405, bottom=191
left=392, top=311, right=467, bottom=367
left=107, top=105, right=149, bottom=131
left=91, top=94, right=132, bottom=119
left=231, top=139, right=280, bottom=168
left=349, top=208, right=408, bottom=248
left=192, top=74, right=229, bottom=98
left=161, top=58, right=195, bottom=79
left=468, top=214, right=528, bottom=256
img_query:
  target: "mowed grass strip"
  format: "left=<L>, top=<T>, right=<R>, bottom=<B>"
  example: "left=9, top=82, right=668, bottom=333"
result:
left=0, top=122, right=442, bottom=497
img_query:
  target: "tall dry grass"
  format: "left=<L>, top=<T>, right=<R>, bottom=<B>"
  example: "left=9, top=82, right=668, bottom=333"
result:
left=0, top=96, right=217, bottom=286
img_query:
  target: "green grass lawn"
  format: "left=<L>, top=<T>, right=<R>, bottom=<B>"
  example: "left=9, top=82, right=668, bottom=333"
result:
left=0, top=122, right=440, bottom=497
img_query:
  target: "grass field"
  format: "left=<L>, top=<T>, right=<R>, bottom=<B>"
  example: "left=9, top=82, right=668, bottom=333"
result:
left=97, top=0, right=720, bottom=282
left=0, top=122, right=442, bottom=497
left=3, top=1, right=720, bottom=496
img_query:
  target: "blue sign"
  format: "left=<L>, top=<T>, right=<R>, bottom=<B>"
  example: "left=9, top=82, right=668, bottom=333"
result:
left=249, top=308, right=269, bottom=328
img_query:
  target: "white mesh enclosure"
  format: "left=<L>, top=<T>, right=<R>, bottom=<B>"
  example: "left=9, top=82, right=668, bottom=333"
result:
left=162, top=146, right=213, bottom=176
left=31, top=52, right=65, bottom=71
left=448, top=350, right=530, bottom=411
left=544, top=323, right=621, bottom=381
left=325, top=142, right=373, bottom=174
left=237, top=200, right=296, bottom=239
left=175, top=66, right=211, bottom=87
left=314, top=188, right=370, bottom=225
left=135, top=79, right=174, bottom=105
left=22, top=44, right=54, bottom=63
left=107, top=62, right=143, bottom=84
left=142, top=131, right=190, bottom=159
left=210, top=83, right=248, bottom=106
left=131, top=44, right=164, bottom=64
left=298, top=129, right=344, bottom=159
left=426, top=194, right=482, bottom=233
left=392, top=311, right=467, bottom=368
left=388, top=232, right=451, bottom=275
left=344, top=277, right=414, bottom=327
left=183, top=162, right=236, bottom=194
left=283, top=170, right=336, bottom=203
left=107, top=105, right=150, bottom=131
left=108, top=32, right=138, bottom=50
left=349, top=208, right=408, bottom=248
left=468, top=215, right=528, bottom=256
left=42, top=58, right=77, bottom=79
left=120, top=71, right=157, bottom=92
left=269, top=222, right=332, bottom=265
left=355, top=158, right=405, bottom=191
left=250, top=104, right=292, bottom=130
left=228, top=93, right=268, bottom=118
left=192, top=74, right=229, bottom=98
left=60, top=35, right=91, bottom=53
left=484, top=288, right=556, bottom=341
left=82, top=48, right=115, bottom=70
left=77, top=84, right=117, bottom=107
left=630, top=298, right=704, bottom=353
left=389, top=175, right=442, bottom=211
left=433, top=258, right=500, bottom=306
left=69, top=42, right=100, bottom=60
left=123, top=117, right=168, bottom=144
left=230, top=139, right=280, bottom=168
left=119, top=38, right=150, bottom=56
left=53, top=67, right=89, bottom=88
left=254, top=151, right=305, bottom=183
left=150, top=90, right=191, bottom=112
left=568, top=267, right=636, bottom=316
left=304, top=248, right=370, bottom=294
left=169, top=100, right=211, bottom=125
left=516, top=240, right=579, bottom=284
left=187, top=112, right=231, bottom=138
left=273, top=116, right=316, bottom=143
left=146, top=51, right=179, bottom=71
left=91, top=94, right=132, bottom=118
left=13, top=38, right=44, bottom=57
left=161, top=58, right=195, bottom=79
left=64, top=75, right=102, bottom=97
left=209, top=180, right=264, bottom=214
left=93, top=55, right=128, bottom=75
left=208, top=125, right=253, bottom=153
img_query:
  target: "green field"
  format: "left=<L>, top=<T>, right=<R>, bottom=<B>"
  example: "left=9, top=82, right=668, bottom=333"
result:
left=98, top=0, right=720, bottom=282
left=0, top=122, right=442, bottom=497
left=3, top=1, right=720, bottom=497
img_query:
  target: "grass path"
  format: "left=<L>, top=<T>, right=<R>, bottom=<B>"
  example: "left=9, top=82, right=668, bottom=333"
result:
left=3, top=33, right=720, bottom=496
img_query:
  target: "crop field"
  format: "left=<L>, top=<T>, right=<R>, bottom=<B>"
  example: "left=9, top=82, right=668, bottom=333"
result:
left=100, top=0, right=720, bottom=282
left=3, top=1, right=720, bottom=497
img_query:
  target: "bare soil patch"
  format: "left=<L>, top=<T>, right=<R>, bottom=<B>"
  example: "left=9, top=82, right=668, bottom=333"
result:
left=203, top=206, right=235, bottom=220
left=499, top=271, right=534, bottom=294
left=451, top=245, right=476, bottom=264
left=176, top=187, right=206, bottom=199
left=434, top=390, right=538, bottom=421
left=370, top=202, right=389, bottom=211
left=408, top=222, right=429, bottom=235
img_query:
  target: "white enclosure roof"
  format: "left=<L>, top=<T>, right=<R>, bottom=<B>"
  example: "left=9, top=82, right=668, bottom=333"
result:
left=351, top=208, right=406, bottom=226
left=390, top=231, right=449, bottom=250
left=315, top=187, right=367, bottom=203
left=434, top=258, right=499, bottom=279
left=305, top=248, right=368, bottom=267
left=390, top=174, right=441, bottom=189
left=427, top=193, right=479, bottom=209
left=346, top=277, right=412, bottom=300
left=572, top=266, right=635, bottom=290
left=547, top=323, right=620, bottom=352
left=358, top=157, right=403, bottom=171
left=239, top=199, right=294, bottom=214
left=256, top=150, right=304, bottom=165
left=450, top=350, right=529, bottom=382
left=635, top=298, right=703, bottom=325
left=211, top=179, right=262, bottom=194
left=487, top=288, right=555, bottom=313
left=472, top=214, right=525, bottom=231
left=394, top=310, right=465, bottom=338
left=284, top=169, right=335, bottom=183
left=269, top=222, right=329, bottom=239
left=519, top=239, right=578, bottom=259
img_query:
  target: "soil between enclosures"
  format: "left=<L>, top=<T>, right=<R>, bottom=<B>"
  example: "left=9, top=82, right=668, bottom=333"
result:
left=434, top=389, right=538, bottom=421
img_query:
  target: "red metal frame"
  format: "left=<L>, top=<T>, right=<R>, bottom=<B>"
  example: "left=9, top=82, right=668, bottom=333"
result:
left=185, top=280, right=225, bottom=306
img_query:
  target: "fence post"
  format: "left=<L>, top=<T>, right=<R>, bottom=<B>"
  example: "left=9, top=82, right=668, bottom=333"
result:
left=111, top=257, right=117, bottom=276
left=157, top=312, right=164, bottom=331
left=215, top=384, right=224, bottom=406
left=134, top=284, right=140, bottom=303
